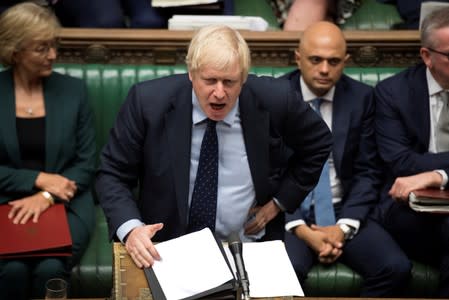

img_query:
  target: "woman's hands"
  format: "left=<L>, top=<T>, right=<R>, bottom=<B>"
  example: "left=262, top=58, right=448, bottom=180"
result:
left=8, top=192, right=53, bottom=224
left=35, top=172, right=77, bottom=201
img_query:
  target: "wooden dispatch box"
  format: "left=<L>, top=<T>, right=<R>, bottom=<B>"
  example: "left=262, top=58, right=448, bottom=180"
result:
left=112, top=242, right=300, bottom=300
left=113, top=242, right=153, bottom=300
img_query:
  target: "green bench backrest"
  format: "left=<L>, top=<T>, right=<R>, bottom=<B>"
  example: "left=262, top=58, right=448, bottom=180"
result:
left=53, top=64, right=403, bottom=153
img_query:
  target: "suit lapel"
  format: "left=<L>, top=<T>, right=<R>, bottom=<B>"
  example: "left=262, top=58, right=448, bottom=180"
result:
left=409, top=68, right=430, bottom=147
left=165, top=85, right=193, bottom=227
left=43, top=75, right=63, bottom=172
left=239, top=86, right=270, bottom=203
left=331, top=80, right=351, bottom=175
left=0, top=70, right=21, bottom=166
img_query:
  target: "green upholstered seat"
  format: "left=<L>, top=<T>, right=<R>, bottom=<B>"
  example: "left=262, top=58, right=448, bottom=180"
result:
left=234, top=0, right=403, bottom=31
left=341, top=0, right=403, bottom=30
left=52, top=64, right=438, bottom=298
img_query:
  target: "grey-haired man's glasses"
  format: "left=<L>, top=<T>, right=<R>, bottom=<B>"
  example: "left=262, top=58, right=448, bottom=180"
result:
left=427, top=47, right=449, bottom=61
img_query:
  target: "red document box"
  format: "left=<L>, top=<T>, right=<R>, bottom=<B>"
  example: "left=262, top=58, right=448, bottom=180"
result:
left=0, top=203, right=72, bottom=258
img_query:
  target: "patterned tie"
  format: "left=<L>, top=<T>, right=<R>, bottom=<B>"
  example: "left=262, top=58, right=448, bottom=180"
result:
left=188, top=119, right=219, bottom=232
left=300, top=99, right=336, bottom=226
left=437, top=91, right=449, bottom=152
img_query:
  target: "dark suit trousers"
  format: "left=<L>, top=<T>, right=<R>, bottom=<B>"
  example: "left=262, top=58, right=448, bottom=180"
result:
left=285, top=218, right=411, bottom=297
left=381, top=201, right=449, bottom=298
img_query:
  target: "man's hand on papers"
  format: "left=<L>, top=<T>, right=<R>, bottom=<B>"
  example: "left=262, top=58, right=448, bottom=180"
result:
left=244, top=199, right=280, bottom=235
left=126, top=223, right=164, bottom=268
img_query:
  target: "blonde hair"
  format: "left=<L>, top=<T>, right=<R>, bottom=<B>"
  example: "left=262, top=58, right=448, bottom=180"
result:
left=0, top=2, right=60, bottom=67
left=185, top=25, right=251, bottom=82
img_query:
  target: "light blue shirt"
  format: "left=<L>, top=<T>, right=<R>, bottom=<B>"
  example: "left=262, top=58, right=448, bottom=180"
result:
left=117, top=90, right=262, bottom=242
left=190, top=91, right=262, bottom=241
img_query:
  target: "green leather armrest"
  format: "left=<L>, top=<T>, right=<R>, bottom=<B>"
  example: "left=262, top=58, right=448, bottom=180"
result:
left=304, top=261, right=439, bottom=297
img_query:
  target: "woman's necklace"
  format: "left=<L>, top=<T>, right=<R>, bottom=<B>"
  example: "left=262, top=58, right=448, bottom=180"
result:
left=26, top=107, right=34, bottom=116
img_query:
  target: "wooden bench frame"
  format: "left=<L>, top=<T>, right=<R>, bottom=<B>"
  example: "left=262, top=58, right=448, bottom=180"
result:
left=57, top=29, right=421, bottom=68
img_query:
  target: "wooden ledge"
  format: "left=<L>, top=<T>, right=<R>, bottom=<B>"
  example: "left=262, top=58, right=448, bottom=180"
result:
left=57, top=28, right=421, bottom=67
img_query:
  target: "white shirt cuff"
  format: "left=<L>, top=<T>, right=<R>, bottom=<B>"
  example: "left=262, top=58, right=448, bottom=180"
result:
left=272, top=197, right=286, bottom=212
left=285, top=219, right=306, bottom=232
left=116, top=219, right=145, bottom=243
left=435, top=169, right=448, bottom=189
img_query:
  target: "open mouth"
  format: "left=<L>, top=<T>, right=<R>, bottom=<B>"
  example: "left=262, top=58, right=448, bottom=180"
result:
left=211, top=103, right=225, bottom=110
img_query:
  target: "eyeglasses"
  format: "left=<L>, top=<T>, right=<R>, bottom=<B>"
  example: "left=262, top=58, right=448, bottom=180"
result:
left=22, top=39, right=59, bottom=57
left=427, top=47, right=449, bottom=60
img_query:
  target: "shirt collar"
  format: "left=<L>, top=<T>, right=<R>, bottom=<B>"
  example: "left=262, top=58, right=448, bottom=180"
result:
left=191, top=89, right=239, bottom=126
left=426, top=68, right=448, bottom=96
left=300, top=76, right=335, bottom=103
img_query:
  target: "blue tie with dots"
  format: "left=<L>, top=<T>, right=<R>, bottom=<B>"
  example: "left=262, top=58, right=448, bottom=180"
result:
left=188, top=119, right=218, bottom=233
left=300, top=99, right=336, bottom=226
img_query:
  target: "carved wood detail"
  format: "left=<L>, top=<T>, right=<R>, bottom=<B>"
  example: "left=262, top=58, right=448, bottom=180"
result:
left=56, top=29, right=421, bottom=67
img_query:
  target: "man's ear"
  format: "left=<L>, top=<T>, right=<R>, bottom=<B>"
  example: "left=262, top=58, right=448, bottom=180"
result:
left=420, top=47, right=432, bottom=68
left=295, top=49, right=301, bottom=69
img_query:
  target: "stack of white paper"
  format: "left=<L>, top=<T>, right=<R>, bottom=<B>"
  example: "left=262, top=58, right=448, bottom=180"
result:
left=168, top=15, right=269, bottom=31
left=152, top=0, right=219, bottom=7
left=151, top=229, right=233, bottom=300
left=150, top=228, right=303, bottom=300
left=225, top=240, right=304, bottom=298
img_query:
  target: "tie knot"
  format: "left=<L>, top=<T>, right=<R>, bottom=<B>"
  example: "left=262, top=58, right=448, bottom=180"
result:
left=441, top=91, right=449, bottom=102
left=206, top=118, right=217, bottom=128
left=310, top=98, right=323, bottom=112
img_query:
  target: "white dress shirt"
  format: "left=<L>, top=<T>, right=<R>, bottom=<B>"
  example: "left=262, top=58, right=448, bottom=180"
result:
left=285, top=76, right=360, bottom=234
left=425, top=69, right=448, bottom=188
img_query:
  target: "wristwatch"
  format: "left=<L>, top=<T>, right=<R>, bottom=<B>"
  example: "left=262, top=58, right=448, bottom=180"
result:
left=41, top=191, right=55, bottom=206
left=338, top=223, right=354, bottom=240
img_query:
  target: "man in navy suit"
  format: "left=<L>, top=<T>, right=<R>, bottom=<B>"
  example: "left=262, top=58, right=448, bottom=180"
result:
left=96, top=25, right=332, bottom=268
left=374, top=8, right=449, bottom=298
left=282, top=21, right=410, bottom=296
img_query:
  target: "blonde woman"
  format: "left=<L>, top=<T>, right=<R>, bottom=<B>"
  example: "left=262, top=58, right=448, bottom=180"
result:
left=0, top=3, right=96, bottom=299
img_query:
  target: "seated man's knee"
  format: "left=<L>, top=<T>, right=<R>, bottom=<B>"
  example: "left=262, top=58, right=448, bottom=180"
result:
left=383, top=255, right=412, bottom=284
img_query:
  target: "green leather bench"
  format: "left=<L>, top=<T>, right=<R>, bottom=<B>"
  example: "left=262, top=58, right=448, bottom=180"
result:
left=235, top=0, right=403, bottom=30
left=55, top=64, right=438, bottom=298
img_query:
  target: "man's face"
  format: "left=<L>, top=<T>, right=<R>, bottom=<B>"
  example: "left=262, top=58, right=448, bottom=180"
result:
left=189, top=61, right=244, bottom=121
left=296, top=36, right=349, bottom=96
left=421, top=27, right=449, bottom=89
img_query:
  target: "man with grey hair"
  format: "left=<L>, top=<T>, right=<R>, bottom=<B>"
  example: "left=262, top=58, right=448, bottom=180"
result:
left=374, top=7, right=449, bottom=297
left=96, top=25, right=332, bottom=268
